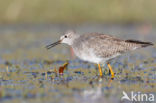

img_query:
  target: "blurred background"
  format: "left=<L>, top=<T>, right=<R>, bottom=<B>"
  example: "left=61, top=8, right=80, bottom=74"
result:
left=0, top=0, right=155, bottom=60
left=0, top=0, right=155, bottom=103
left=1, top=0, right=156, bottom=24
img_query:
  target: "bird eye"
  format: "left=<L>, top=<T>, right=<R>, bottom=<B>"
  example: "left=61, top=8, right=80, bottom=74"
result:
left=64, top=35, right=67, bottom=38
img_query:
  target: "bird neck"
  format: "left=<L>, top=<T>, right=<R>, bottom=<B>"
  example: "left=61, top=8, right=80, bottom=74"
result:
left=70, top=34, right=80, bottom=45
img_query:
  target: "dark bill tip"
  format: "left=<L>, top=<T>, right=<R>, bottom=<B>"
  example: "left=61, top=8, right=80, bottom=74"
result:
left=46, top=40, right=61, bottom=49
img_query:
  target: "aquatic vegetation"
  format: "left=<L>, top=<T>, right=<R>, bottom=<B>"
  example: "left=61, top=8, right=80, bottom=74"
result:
left=0, top=55, right=155, bottom=103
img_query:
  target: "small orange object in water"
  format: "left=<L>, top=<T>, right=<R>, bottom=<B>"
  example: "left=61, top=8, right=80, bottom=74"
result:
left=59, top=62, right=68, bottom=74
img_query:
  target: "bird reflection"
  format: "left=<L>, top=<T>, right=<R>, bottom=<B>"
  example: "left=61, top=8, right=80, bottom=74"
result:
left=82, top=77, right=113, bottom=103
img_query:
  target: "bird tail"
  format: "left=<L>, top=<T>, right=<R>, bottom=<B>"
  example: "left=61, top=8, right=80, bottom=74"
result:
left=125, top=39, right=154, bottom=47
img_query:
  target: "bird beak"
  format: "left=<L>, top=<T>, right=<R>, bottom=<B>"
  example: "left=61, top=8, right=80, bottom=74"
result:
left=46, top=40, right=62, bottom=49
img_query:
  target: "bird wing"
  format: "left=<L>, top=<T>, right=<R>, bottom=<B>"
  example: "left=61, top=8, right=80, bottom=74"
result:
left=79, top=33, right=131, bottom=58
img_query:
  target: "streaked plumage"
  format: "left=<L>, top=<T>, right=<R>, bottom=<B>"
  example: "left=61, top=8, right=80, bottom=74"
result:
left=46, top=30, right=154, bottom=77
left=71, top=32, right=153, bottom=63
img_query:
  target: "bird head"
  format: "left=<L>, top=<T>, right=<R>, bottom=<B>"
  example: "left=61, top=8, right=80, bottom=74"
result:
left=46, top=30, right=78, bottom=49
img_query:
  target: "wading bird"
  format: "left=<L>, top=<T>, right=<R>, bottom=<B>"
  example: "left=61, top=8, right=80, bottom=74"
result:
left=46, top=30, right=153, bottom=78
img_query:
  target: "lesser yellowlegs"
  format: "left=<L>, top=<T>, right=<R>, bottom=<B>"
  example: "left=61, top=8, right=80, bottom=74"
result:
left=46, top=30, right=153, bottom=78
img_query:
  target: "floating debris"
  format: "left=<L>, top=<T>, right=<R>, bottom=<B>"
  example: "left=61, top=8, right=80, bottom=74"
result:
left=59, top=62, right=68, bottom=75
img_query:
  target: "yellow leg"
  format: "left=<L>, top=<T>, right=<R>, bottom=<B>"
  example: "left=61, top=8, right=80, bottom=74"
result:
left=107, top=63, right=115, bottom=79
left=97, top=64, right=103, bottom=77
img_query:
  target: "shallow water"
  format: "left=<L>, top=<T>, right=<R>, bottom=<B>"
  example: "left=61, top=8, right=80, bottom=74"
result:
left=0, top=24, right=155, bottom=103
